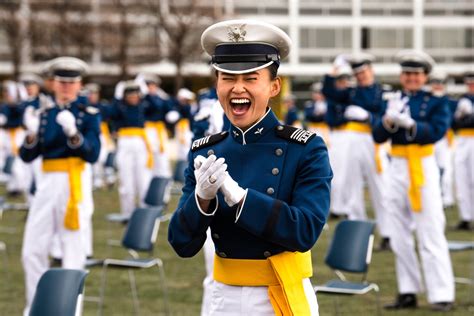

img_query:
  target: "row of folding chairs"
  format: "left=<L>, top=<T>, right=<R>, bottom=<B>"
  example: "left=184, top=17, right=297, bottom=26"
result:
left=29, top=207, right=169, bottom=316
left=26, top=218, right=474, bottom=316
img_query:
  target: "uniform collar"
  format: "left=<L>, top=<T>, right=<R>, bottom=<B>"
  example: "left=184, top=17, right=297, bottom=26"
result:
left=229, top=108, right=278, bottom=145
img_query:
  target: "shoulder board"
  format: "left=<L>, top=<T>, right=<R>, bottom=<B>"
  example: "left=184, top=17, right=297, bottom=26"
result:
left=85, top=106, right=100, bottom=115
left=191, top=131, right=229, bottom=152
left=275, top=125, right=316, bottom=145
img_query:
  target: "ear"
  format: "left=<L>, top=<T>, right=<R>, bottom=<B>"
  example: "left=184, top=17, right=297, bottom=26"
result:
left=270, top=77, right=281, bottom=98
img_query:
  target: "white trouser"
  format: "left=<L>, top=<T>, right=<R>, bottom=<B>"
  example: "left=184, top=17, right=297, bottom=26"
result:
left=5, top=128, right=29, bottom=193
left=116, top=136, right=152, bottom=216
left=201, top=229, right=215, bottom=316
left=25, top=157, right=42, bottom=205
left=93, top=133, right=110, bottom=188
left=343, top=132, right=389, bottom=237
left=208, top=279, right=318, bottom=316
left=435, top=136, right=455, bottom=207
left=307, top=124, right=330, bottom=145
left=328, top=130, right=350, bottom=216
left=454, top=136, right=474, bottom=221
left=145, top=125, right=172, bottom=178
left=22, top=164, right=93, bottom=311
left=175, top=130, right=193, bottom=161
left=386, top=155, right=454, bottom=303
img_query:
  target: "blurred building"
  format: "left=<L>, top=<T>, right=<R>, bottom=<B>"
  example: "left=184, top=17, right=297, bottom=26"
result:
left=0, top=0, right=472, bottom=95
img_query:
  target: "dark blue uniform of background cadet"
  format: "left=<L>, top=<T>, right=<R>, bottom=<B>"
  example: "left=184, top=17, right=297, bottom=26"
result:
left=20, top=96, right=101, bottom=163
left=322, top=75, right=387, bottom=124
left=169, top=109, right=332, bottom=259
left=372, top=91, right=450, bottom=145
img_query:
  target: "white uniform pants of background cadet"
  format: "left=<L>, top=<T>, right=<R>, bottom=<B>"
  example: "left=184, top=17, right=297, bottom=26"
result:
left=4, top=128, right=30, bottom=194
left=22, top=164, right=93, bottom=314
left=92, top=133, right=110, bottom=188
left=454, top=136, right=474, bottom=222
left=342, top=131, right=389, bottom=238
left=145, top=123, right=172, bottom=178
left=208, top=278, right=319, bottom=315
left=201, top=229, right=214, bottom=316
left=435, top=136, right=455, bottom=207
left=328, top=130, right=351, bottom=216
left=386, top=155, right=454, bottom=303
left=116, top=136, right=152, bottom=217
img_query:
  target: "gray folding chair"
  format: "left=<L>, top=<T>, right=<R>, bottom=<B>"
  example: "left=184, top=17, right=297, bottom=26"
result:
left=314, top=220, right=380, bottom=315
left=29, top=268, right=88, bottom=316
left=106, top=176, right=170, bottom=224
left=98, top=208, right=169, bottom=315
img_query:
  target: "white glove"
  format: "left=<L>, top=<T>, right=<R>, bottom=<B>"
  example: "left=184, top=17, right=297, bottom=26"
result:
left=394, top=106, right=415, bottom=129
left=193, top=106, right=212, bottom=121
left=194, top=155, right=227, bottom=200
left=56, top=110, right=78, bottom=137
left=0, top=114, right=7, bottom=126
left=220, top=173, right=247, bottom=207
left=455, top=98, right=473, bottom=119
left=344, top=105, right=370, bottom=121
left=314, top=101, right=327, bottom=116
left=165, top=110, right=180, bottom=124
left=23, top=106, right=40, bottom=135
left=333, top=54, right=349, bottom=68
left=387, top=91, right=408, bottom=113
left=114, top=81, right=125, bottom=100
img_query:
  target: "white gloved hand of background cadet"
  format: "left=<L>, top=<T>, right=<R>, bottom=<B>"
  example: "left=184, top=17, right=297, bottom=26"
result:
left=56, top=110, right=78, bottom=137
left=23, top=106, right=40, bottom=136
left=344, top=105, right=370, bottom=121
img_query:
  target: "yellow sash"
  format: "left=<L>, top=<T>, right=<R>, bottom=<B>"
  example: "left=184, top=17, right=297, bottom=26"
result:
left=118, top=127, right=153, bottom=169
left=100, top=122, right=114, bottom=151
left=214, top=251, right=313, bottom=315
left=374, top=144, right=383, bottom=174
left=176, top=119, right=190, bottom=145
left=42, top=158, right=86, bottom=230
left=391, top=144, right=435, bottom=212
left=333, top=122, right=371, bottom=133
left=457, top=128, right=474, bottom=137
left=8, top=127, right=23, bottom=156
left=145, top=121, right=168, bottom=153
left=446, top=129, right=455, bottom=146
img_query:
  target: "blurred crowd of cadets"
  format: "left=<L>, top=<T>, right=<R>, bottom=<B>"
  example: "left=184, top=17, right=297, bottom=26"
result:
left=0, top=59, right=472, bottom=230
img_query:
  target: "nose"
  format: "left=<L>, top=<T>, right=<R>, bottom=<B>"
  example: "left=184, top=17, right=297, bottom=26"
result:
left=231, top=79, right=246, bottom=94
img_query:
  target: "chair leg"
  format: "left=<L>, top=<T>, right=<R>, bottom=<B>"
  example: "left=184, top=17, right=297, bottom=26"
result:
left=156, top=259, right=170, bottom=315
left=98, top=264, right=109, bottom=316
left=334, top=295, right=341, bottom=316
left=128, top=269, right=140, bottom=315
left=374, top=286, right=381, bottom=316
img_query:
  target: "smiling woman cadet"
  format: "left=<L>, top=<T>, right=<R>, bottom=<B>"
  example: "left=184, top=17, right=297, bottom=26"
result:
left=168, top=20, right=333, bottom=315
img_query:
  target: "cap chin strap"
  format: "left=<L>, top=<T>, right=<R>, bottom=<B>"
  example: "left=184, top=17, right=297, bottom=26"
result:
left=212, top=61, right=274, bottom=75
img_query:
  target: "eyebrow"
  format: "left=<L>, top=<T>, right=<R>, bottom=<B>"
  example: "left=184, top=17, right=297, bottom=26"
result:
left=221, top=72, right=260, bottom=77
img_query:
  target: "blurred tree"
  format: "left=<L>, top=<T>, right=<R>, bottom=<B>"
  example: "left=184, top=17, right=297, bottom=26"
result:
left=147, top=0, right=222, bottom=93
left=0, top=0, right=24, bottom=80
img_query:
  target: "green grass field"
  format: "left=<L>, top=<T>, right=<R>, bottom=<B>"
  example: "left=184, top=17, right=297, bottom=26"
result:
left=0, top=184, right=473, bottom=315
